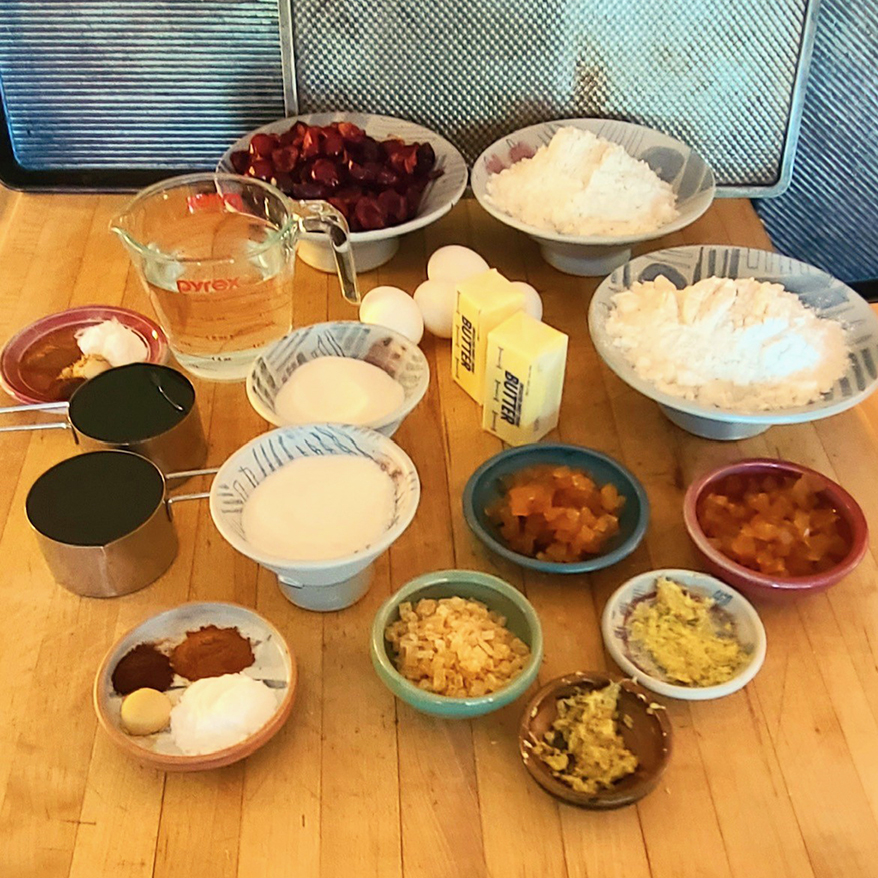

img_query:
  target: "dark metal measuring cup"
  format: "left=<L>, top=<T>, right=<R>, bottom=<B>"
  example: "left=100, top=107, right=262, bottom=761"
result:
left=26, top=449, right=216, bottom=598
left=0, top=362, right=207, bottom=473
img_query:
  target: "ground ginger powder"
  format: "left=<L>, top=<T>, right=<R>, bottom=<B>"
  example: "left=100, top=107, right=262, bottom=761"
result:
left=626, top=577, right=747, bottom=687
left=533, top=682, right=638, bottom=794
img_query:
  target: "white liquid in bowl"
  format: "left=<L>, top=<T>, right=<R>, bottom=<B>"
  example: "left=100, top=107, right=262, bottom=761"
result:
left=273, top=357, right=405, bottom=426
left=241, top=455, right=395, bottom=560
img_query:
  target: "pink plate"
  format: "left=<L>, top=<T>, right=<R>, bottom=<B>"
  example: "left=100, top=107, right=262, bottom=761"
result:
left=0, top=305, right=168, bottom=405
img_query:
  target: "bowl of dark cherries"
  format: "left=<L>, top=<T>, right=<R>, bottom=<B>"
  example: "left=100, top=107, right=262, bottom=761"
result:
left=219, top=112, right=469, bottom=272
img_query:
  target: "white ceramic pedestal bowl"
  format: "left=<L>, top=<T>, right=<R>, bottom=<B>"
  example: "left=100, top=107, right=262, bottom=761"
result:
left=471, top=118, right=715, bottom=277
left=589, top=245, right=878, bottom=440
left=218, top=112, right=468, bottom=272
left=210, top=424, right=420, bottom=611
left=246, top=321, right=429, bottom=437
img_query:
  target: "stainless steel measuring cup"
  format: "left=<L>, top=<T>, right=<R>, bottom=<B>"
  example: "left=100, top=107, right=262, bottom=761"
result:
left=26, top=450, right=216, bottom=598
left=0, top=362, right=207, bottom=474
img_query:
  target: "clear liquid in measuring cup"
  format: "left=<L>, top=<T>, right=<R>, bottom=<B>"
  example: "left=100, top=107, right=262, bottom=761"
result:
left=142, top=210, right=293, bottom=381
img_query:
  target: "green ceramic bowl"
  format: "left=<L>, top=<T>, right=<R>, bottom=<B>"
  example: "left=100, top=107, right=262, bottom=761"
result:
left=370, top=570, right=544, bottom=718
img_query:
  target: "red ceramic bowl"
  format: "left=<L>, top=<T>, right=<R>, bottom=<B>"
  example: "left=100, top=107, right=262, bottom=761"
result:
left=683, top=458, right=868, bottom=601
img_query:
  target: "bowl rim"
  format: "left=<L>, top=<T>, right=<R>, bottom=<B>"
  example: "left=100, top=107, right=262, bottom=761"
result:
left=518, top=669, right=673, bottom=808
left=245, top=320, right=430, bottom=431
left=462, top=443, right=650, bottom=573
left=588, top=245, right=878, bottom=426
left=601, top=568, right=767, bottom=701
left=0, top=304, right=169, bottom=406
left=209, top=423, right=421, bottom=570
left=470, top=117, right=716, bottom=246
left=216, top=111, right=469, bottom=243
left=682, top=458, right=869, bottom=591
left=92, top=600, right=297, bottom=771
left=370, top=569, right=544, bottom=710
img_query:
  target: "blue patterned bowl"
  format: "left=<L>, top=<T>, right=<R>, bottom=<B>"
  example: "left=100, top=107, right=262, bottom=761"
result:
left=370, top=570, right=544, bottom=718
left=589, top=245, right=878, bottom=440
left=462, top=444, right=649, bottom=574
left=246, top=321, right=429, bottom=437
left=209, top=424, right=420, bottom=611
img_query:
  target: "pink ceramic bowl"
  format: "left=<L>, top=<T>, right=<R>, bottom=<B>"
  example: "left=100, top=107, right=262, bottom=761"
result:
left=683, top=458, right=868, bottom=601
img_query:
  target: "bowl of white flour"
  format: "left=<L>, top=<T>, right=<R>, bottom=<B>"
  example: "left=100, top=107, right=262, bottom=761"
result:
left=588, top=245, right=878, bottom=440
left=471, top=119, right=715, bottom=277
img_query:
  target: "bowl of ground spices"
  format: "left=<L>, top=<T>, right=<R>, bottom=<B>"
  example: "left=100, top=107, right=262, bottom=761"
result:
left=94, top=602, right=296, bottom=770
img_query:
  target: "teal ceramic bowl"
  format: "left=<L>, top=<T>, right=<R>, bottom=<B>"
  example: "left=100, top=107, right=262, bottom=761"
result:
left=462, top=444, right=649, bottom=574
left=370, top=570, right=544, bottom=718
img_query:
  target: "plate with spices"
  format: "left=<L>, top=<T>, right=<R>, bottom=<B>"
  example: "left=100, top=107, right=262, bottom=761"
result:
left=588, top=245, right=878, bottom=440
left=601, top=569, right=767, bottom=701
left=0, top=305, right=167, bottom=405
left=93, top=601, right=296, bottom=771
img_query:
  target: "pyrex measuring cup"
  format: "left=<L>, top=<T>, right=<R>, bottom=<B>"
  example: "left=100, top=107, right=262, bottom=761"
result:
left=0, top=363, right=207, bottom=474
left=110, top=173, right=360, bottom=381
left=26, top=450, right=216, bottom=597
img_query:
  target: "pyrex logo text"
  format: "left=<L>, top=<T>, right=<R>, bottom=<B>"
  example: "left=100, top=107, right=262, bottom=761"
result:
left=176, top=278, right=241, bottom=293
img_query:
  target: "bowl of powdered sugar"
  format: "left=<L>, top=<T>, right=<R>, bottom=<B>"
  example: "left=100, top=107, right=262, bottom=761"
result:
left=471, top=119, right=715, bottom=277
left=588, top=245, right=878, bottom=439
left=588, top=245, right=878, bottom=440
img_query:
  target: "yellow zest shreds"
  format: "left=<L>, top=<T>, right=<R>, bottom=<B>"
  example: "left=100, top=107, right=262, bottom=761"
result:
left=626, top=577, right=748, bottom=687
left=485, top=464, right=625, bottom=563
left=384, top=597, right=531, bottom=698
left=697, top=472, right=850, bottom=576
left=532, top=682, right=639, bottom=795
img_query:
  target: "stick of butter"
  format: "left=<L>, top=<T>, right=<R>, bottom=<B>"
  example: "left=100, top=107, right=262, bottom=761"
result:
left=482, top=311, right=568, bottom=445
left=452, top=269, right=525, bottom=402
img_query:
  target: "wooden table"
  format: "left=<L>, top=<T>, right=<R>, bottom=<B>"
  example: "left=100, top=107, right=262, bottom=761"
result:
left=1, top=191, right=877, bottom=878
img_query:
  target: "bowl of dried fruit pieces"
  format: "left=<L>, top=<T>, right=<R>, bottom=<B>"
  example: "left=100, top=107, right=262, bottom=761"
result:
left=218, top=112, right=468, bottom=272
left=370, top=569, right=543, bottom=718
left=683, top=458, right=868, bottom=600
left=462, top=444, right=649, bottom=574
left=518, top=670, right=672, bottom=809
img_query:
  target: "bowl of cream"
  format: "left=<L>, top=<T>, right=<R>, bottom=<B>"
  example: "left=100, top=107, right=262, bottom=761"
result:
left=246, top=321, right=429, bottom=438
left=209, top=424, right=421, bottom=611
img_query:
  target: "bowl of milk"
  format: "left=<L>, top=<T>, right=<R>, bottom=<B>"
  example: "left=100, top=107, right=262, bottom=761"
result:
left=246, top=321, right=429, bottom=437
left=209, top=424, right=420, bottom=611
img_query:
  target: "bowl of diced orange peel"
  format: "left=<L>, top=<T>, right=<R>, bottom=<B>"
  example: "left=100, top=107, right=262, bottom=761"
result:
left=683, top=458, right=868, bottom=601
left=462, top=444, right=650, bottom=574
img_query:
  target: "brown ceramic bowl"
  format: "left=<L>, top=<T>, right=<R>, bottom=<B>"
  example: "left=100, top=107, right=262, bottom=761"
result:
left=518, top=670, right=672, bottom=809
left=94, top=602, right=297, bottom=771
left=683, top=458, right=868, bottom=602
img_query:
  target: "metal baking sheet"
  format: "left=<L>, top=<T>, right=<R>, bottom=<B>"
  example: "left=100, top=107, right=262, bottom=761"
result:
left=0, top=0, right=817, bottom=195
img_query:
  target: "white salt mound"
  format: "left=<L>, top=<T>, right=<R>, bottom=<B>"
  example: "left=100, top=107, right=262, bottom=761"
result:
left=485, top=127, right=678, bottom=237
left=604, top=274, right=849, bottom=411
left=170, top=673, right=278, bottom=756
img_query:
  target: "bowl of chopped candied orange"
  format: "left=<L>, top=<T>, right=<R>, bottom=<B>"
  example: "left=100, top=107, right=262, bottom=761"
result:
left=684, top=458, right=868, bottom=600
left=463, top=444, right=650, bottom=574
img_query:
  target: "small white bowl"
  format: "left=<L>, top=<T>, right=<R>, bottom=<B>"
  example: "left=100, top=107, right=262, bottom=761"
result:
left=218, top=112, right=468, bottom=272
left=601, top=568, right=766, bottom=701
left=209, top=424, right=420, bottom=612
left=588, top=245, right=878, bottom=439
left=471, top=118, right=715, bottom=276
left=246, top=321, right=429, bottom=438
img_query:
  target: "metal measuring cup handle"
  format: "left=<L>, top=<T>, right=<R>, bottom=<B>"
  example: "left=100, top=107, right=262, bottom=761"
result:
left=298, top=200, right=361, bottom=306
left=164, top=467, right=219, bottom=519
left=0, top=400, right=71, bottom=433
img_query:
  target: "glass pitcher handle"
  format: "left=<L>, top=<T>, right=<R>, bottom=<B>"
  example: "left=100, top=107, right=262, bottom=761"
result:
left=298, top=201, right=361, bottom=306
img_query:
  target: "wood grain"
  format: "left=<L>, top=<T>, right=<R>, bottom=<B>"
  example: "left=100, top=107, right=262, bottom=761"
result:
left=0, top=192, right=875, bottom=878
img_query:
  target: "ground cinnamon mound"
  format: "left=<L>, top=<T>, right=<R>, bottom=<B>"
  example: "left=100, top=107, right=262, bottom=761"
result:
left=170, top=625, right=255, bottom=681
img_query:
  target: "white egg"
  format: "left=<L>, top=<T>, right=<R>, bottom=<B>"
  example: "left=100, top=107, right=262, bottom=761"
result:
left=414, top=279, right=456, bottom=339
left=511, top=281, right=543, bottom=321
left=359, top=285, right=424, bottom=345
left=427, top=245, right=489, bottom=284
